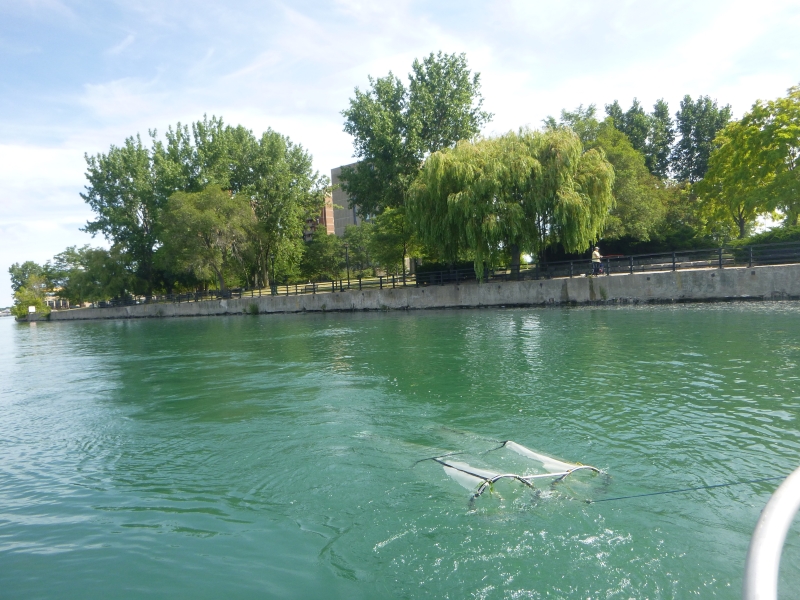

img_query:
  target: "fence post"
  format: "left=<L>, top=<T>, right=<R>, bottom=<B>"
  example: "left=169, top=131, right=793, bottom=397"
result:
left=379, top=276, right=383, bottom=290
left=392, top=275, right=396, bottom=289
left=359, top=276, right=362, bottom=291
left=629, top=256, right=633, bottom=275
left=570, top=261, right=573, bottom=278
left=719, top=247, right=723, bottom=269
left=312, top=282, right=316, bottom=294
left=606, top=258, right=610, bottom=276
left=672, top=252, right=676, bottom=271
left=749, top=246, right=753, bottom=268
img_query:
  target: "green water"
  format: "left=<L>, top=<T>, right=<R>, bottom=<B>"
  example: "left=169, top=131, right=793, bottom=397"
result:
left=1, top=304, right=799, bottom=599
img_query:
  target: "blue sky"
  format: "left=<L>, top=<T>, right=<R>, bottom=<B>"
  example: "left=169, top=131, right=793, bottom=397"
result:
left=2, top=0, right=799, bottom=306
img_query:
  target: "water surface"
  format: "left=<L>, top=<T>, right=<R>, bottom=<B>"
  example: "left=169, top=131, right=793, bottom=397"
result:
left=1, top=304, right=799, bottom=598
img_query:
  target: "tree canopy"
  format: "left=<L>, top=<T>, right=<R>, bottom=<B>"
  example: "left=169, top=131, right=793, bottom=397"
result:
left=671, top=95, right=731, bottom=183
left=81, top=116, right=327, bottom=294
left=409, top=129, right=614, bottom=277
left=697, top=85, right=800, bottom=237
left=339, top=52, right=492, bottom=218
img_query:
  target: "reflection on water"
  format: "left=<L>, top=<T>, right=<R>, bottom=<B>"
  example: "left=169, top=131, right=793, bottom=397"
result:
left=1, top=304, right=799, bottom=599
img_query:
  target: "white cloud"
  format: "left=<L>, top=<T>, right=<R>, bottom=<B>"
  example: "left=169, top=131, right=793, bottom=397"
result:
left=107, top=33, right=135, bottom=56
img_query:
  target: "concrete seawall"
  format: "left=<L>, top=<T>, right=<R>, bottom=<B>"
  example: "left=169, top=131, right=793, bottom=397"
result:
left=48, top=264, right=800, bottom=321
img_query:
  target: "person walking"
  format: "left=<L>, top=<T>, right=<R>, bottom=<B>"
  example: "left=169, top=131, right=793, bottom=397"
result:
left=591, top=246, right=602, bottom=276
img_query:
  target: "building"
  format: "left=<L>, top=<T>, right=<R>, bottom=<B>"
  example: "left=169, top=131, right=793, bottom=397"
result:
left=304, top=194, right=335, bottom=241
left=331, top=163, right=367, bottom=236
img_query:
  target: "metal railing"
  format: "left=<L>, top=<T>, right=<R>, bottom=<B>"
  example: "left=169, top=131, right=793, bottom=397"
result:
left=67, top=240, right=800, bottom=309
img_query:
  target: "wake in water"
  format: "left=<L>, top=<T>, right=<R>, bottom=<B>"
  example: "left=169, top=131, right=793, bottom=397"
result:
left=420, top=440, right=605, bottom=502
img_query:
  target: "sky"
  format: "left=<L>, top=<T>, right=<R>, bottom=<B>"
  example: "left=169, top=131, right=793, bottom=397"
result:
left=1, top=0, right=799, bottom=306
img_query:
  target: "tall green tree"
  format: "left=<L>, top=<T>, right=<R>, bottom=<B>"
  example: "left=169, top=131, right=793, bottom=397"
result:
left=83, top=117, right=326, bottom=294
left=546, top=108, right=668, bottom=242
left=160, top=186, right=256, bottom=291
left=646, top=99, right=675, bottom=179
left=82, top=134, right=161, bottom=296
left=745, top=85, right=800, bottom=225
left=8, top=261, right=46, bottom=292
left=300, top=233, right=343, bottom=282
left=671, top=95, right=732, bottom=183
left=343, top=222, right=374, bottom=277
left=340, top=52, right=492, bottom=218
left=696, top=86, right=800, bottom=237
left=605, top=99, right=649, bottom=154
left=409, top=129, right=614, bottom=277
left=595, top=124, right=668, bottom=241
left=368, top=208, right=417, bottom=274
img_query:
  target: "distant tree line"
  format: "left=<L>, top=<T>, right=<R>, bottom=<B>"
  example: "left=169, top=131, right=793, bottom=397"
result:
left=9, top=52, right=799, bottom=315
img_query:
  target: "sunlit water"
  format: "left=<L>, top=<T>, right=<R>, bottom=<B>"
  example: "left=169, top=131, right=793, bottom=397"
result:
left=1, top=304, right=799, bottom=599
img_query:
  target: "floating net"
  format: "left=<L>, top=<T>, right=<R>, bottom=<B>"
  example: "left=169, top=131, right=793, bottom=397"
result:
left=432, top=440, right=602, bottom=498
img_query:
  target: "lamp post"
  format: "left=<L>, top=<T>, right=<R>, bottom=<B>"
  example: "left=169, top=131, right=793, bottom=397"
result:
left=343, top=242, right=350, bottom=289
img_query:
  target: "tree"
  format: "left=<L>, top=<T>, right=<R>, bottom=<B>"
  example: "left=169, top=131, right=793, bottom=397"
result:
left=696, top=120, right=767, bottom=238
left=696, top=86, right=799, bottom=237
left=239, top=130, right=328, bottom=288
left=340, top=52, right=491, bottom=218
left=50, top=245, right=133, bottom=304
left=671, top=95, right=732, bottom=183
left=744, top=85, right=800, bottom=226
left=594, top=124, right=668, bottom=241
left=605, top=99, right=649, bottom=154
left=9, top=261, right=45, bottom=292
left=546, top=109, right=668, bottom=242
left=409, top=129, right=614, bottom=277
left=160, top=186, right=256, bottom=290
left=82, top=134, right=161, bottom=297
left=82, top=117, right=327, bottom=295
left=300, top=233, right=343, bottom=282
left=368, top=208, right=416, bottom=274
left=646, top=99, right=675, bottom=179
left=10, top=274, right=50, bottom=318
left=343, top=222, right=374, bottom=276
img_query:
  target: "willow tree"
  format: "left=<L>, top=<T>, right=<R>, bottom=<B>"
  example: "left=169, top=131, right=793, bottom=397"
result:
left=408, top=129, right=614, bottom=278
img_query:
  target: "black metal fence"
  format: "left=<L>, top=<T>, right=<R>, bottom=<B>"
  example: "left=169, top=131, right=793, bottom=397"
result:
left=77, top=240, right=800, bottom=309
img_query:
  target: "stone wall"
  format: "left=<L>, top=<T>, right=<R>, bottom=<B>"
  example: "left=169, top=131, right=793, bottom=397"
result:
left=48, top=264, right=800, bottom=321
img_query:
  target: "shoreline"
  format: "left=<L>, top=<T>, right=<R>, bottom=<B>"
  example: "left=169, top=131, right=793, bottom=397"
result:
left=27, top=263, right=799, bottom=322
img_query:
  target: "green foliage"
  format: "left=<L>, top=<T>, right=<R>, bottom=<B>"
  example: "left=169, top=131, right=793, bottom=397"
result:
left=647, top=100, right=675, bottom=179
left=50, top=245, right=133, bottom=304
left=340, top=52, right=491, bottom=217
left=409, top=129, right=614, bottom=277
left=82, top=134, right=161, bottom=295
left=728, top=225, right=800, bottom=247
left=300, top=233, right=343, bottom=282
left=11, top=275, right=51, bottom=318
left=546, top=109, right=668, bottom=242
left=368, top=208, right=416, bottom=274
left=671, top=95, right=732, bottom=183
left=594, top=124, right=667, bottom=241
left=696, top=86, right=800, bottom=238
left=160, top=186, right=256, bottom=290
left=8, top=261, right=46, bottom=292
left=342, top=223, right=374, bottom=276
left=82, top=116, right=327, bottom=295
left=741, top=85, right=800, bottom=226
left=605, top=99, right=650, bottom=154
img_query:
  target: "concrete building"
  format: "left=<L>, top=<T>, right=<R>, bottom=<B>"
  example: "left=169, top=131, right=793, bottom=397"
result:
left=331, top=163, right=367, bottom=236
